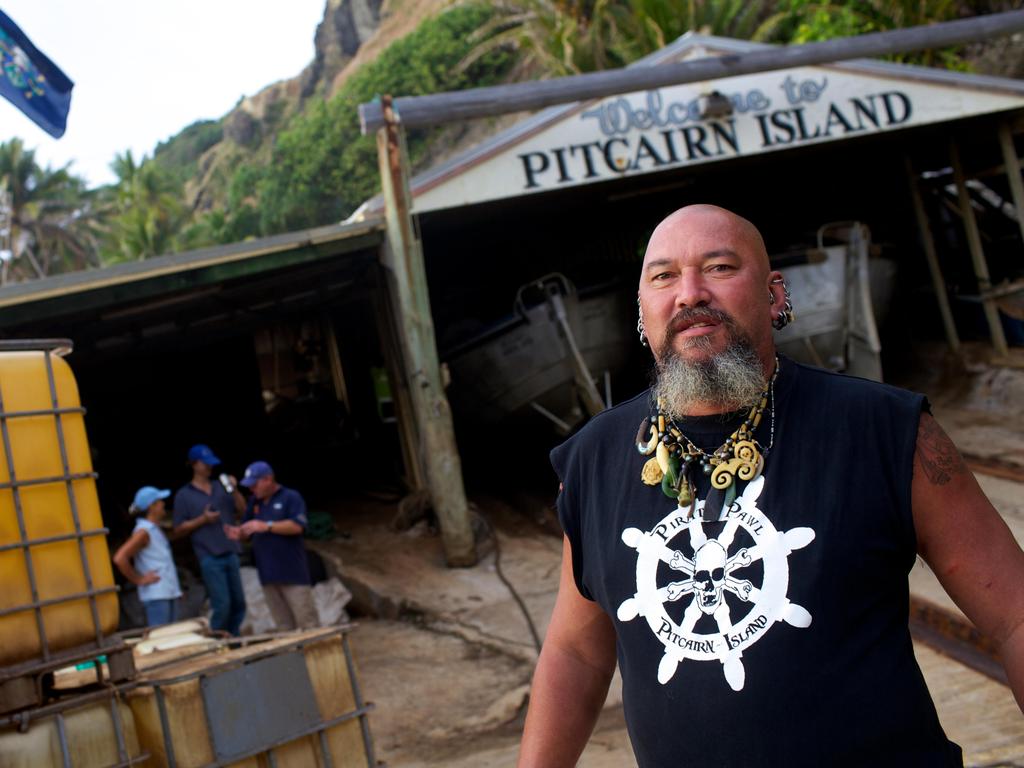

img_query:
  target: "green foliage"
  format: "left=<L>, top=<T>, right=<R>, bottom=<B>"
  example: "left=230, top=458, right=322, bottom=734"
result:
left=755, top=0, right=974, bottom=68
left=463, top=0, right=630, bottom=76
left=223, top=2, right=514, bottom=237
left=17, top=0, right=987, bottom=274
left=474, top=0, right=978, bottom=77
left=101, top=150, right=190, bottom=262
left=613, top=0, right=770, bottom=61
left=469, top=0, right=771, bottom=75
left=151, top=119, right=223, bottom=188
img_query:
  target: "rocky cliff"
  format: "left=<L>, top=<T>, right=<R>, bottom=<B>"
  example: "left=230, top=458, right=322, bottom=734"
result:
left=181, top=0, right=430, bottom=213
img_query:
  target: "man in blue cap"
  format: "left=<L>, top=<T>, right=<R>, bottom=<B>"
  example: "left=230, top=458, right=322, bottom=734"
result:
left=226, top=461, right=318, bottom=631
left=173, top=443, right=247, bottom=635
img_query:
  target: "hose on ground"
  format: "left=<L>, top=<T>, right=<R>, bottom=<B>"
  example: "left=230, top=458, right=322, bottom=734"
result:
left=475, top=511, right=543, bottom=654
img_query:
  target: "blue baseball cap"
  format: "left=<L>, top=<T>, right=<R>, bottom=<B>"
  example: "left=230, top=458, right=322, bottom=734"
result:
left=187, top=444, right=220, bottom=466
left=132, top=486, right=170, bottom=513
left=240, top=461, right=274, bottom=488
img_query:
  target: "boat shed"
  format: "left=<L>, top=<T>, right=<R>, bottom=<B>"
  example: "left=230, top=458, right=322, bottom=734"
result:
left=358, top=32, right=1024, bottom=379
left=345, top=33, right=1024, bottom=564
left=0, top=220, right=428, bottom=539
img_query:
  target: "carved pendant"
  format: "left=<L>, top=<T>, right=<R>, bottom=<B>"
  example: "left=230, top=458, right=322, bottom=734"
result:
left=641, top=457, right=664, bottom=485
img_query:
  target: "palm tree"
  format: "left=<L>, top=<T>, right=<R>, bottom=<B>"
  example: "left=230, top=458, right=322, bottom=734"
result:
left=103, top=150, right=189, bottom=262
left=462, top=0, right=770, bottom=77
left=461, top=0, right=628, bottom=77
left=0, top=138, right=100, bottom=284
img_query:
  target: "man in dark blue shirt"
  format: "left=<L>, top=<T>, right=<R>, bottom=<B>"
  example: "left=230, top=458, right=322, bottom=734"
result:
left=173, top=443, right=247, bottom=636
left=227, top=461, right=317, bottom=631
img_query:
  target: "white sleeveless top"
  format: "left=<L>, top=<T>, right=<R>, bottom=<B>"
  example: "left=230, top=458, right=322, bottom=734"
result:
left=133, top=518, right=182, bottom=602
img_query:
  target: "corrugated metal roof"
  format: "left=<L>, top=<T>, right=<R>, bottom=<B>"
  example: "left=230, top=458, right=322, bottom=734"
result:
left=0, top=218, right=385, bottom=312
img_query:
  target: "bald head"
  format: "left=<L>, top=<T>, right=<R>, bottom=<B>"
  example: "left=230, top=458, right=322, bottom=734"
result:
left=644, top=205, right=769, bottom=275
left=637, top=204, right=782, bottom=394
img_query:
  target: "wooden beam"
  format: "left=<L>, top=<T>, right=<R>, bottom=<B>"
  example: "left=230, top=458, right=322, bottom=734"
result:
left=360, top=10, right=1024, bottom=133
left=949, top=140, right=1009, bottom=359
left=376, top=96, right=477, bottom=567
left=322, top=313, right=351, bottom=413
left=998, top=121, right=1024, bottom=248
left=905, top=157, right=961, bottom=354
left=372, top=260, right=425, bottom=492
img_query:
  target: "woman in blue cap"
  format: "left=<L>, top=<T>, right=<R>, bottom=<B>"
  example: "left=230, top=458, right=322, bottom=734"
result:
left=113, top=486, right=183, bottom=627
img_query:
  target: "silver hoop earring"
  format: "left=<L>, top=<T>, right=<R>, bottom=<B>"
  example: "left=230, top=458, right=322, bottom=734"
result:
left=771, top=278, right=795, bottom=331
left=637, top=296, right=648, bottom=347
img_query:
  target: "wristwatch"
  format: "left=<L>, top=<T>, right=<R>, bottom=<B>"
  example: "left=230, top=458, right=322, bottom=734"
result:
left=266, top=520, right=274, bottom=533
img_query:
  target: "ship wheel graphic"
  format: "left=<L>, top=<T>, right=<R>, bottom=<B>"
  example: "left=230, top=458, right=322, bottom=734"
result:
left=616, top=476, right=815, bottom=691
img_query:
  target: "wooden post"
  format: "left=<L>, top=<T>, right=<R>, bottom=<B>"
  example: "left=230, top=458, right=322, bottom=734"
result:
left=949, top=140, right=1010, bottom=359
left=376, top=95, right=477, bottom=567
left=904, top=157, right=961, bottom=354
left=998, top=121, right=1024, bottom=248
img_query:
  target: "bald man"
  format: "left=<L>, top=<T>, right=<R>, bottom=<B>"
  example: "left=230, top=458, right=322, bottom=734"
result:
left=517, top=205, right=1024, bottom=767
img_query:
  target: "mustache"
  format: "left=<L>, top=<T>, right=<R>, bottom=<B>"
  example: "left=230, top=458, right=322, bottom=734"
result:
left=666, top=307, right=737, bottom=337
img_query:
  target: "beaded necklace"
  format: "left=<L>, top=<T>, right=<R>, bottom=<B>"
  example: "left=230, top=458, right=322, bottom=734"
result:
left=636, top=358, right=779, bottom=512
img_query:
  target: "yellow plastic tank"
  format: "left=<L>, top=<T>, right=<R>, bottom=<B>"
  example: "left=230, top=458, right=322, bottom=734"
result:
left=0, top=343, right=119, bottom=668
left=0, top=694, right=143, bottom=768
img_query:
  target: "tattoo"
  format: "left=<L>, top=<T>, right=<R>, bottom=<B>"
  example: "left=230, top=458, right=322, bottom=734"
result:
left=916, top=415, right=968, bottom=486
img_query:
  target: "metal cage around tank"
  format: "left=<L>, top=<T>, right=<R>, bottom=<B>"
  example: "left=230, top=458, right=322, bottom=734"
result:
left=0, top=339, right=126, bottom=714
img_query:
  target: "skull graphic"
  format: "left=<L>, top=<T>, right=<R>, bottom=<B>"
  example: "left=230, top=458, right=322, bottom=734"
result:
left=692, top=540, right=727, bottom=615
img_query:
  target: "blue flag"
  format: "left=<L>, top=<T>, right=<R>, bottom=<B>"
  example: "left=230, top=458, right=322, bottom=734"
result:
left=0, top=10, right=72, bottom=138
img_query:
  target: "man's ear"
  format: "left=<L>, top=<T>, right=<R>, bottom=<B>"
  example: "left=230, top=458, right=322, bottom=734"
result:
left=767, top=270, right=785, bottom=316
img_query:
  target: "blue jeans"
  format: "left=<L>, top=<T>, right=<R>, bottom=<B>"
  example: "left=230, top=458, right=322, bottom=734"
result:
left=199, top=553, right=246, bottom=636
left=143, top=598, right=178, bottom=627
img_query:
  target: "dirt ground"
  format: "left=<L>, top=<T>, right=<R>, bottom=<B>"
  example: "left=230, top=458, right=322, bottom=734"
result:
left=318, top=344, right=1024, bottom=768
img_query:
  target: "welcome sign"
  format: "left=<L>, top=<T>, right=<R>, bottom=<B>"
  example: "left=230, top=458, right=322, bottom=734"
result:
left=412, top=56, right=1024, bottom=213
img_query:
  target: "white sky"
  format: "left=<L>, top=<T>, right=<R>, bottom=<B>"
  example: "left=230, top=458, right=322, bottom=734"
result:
left=0, top=1, right=326, bottom=186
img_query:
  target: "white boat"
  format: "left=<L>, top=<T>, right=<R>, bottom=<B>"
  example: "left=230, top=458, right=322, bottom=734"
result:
left=444, top=274, right=631, bottom=433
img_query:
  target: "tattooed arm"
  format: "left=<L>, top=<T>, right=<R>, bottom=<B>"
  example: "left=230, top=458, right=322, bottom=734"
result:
left=912, top=412, right=1024, bottom=711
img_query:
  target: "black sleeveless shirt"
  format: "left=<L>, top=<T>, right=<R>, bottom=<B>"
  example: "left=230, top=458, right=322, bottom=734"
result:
left=551, top=359, right=961, bottom=767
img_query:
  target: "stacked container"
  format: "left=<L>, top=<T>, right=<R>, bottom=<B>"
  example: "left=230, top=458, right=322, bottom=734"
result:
left=0, top=341, right=377, bottom=766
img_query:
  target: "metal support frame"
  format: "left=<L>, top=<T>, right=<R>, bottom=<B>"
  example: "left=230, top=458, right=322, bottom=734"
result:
left=998, top=121, right=1024, bottom=248
left=0, top=338, right=127, bottom=722
left=950, top=139, right=1010, bottom=359
left=375, top=95, right=477, bottom=566
left=904, top=156, right=962, bottom=354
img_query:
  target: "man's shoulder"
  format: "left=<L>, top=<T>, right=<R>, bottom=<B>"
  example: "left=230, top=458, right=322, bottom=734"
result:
left=789, top=359, right=923, bottom=402
left=277, top=486, right=306, bottom=508
left=786, top=359, right=926, bottom=421
left=174, top=483, right=196, bottom=500
left=172, top=484, right=197, bottom=516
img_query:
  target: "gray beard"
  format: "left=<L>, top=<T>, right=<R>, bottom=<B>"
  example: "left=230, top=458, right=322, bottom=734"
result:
left=653, top=336, right=766, bottom=419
